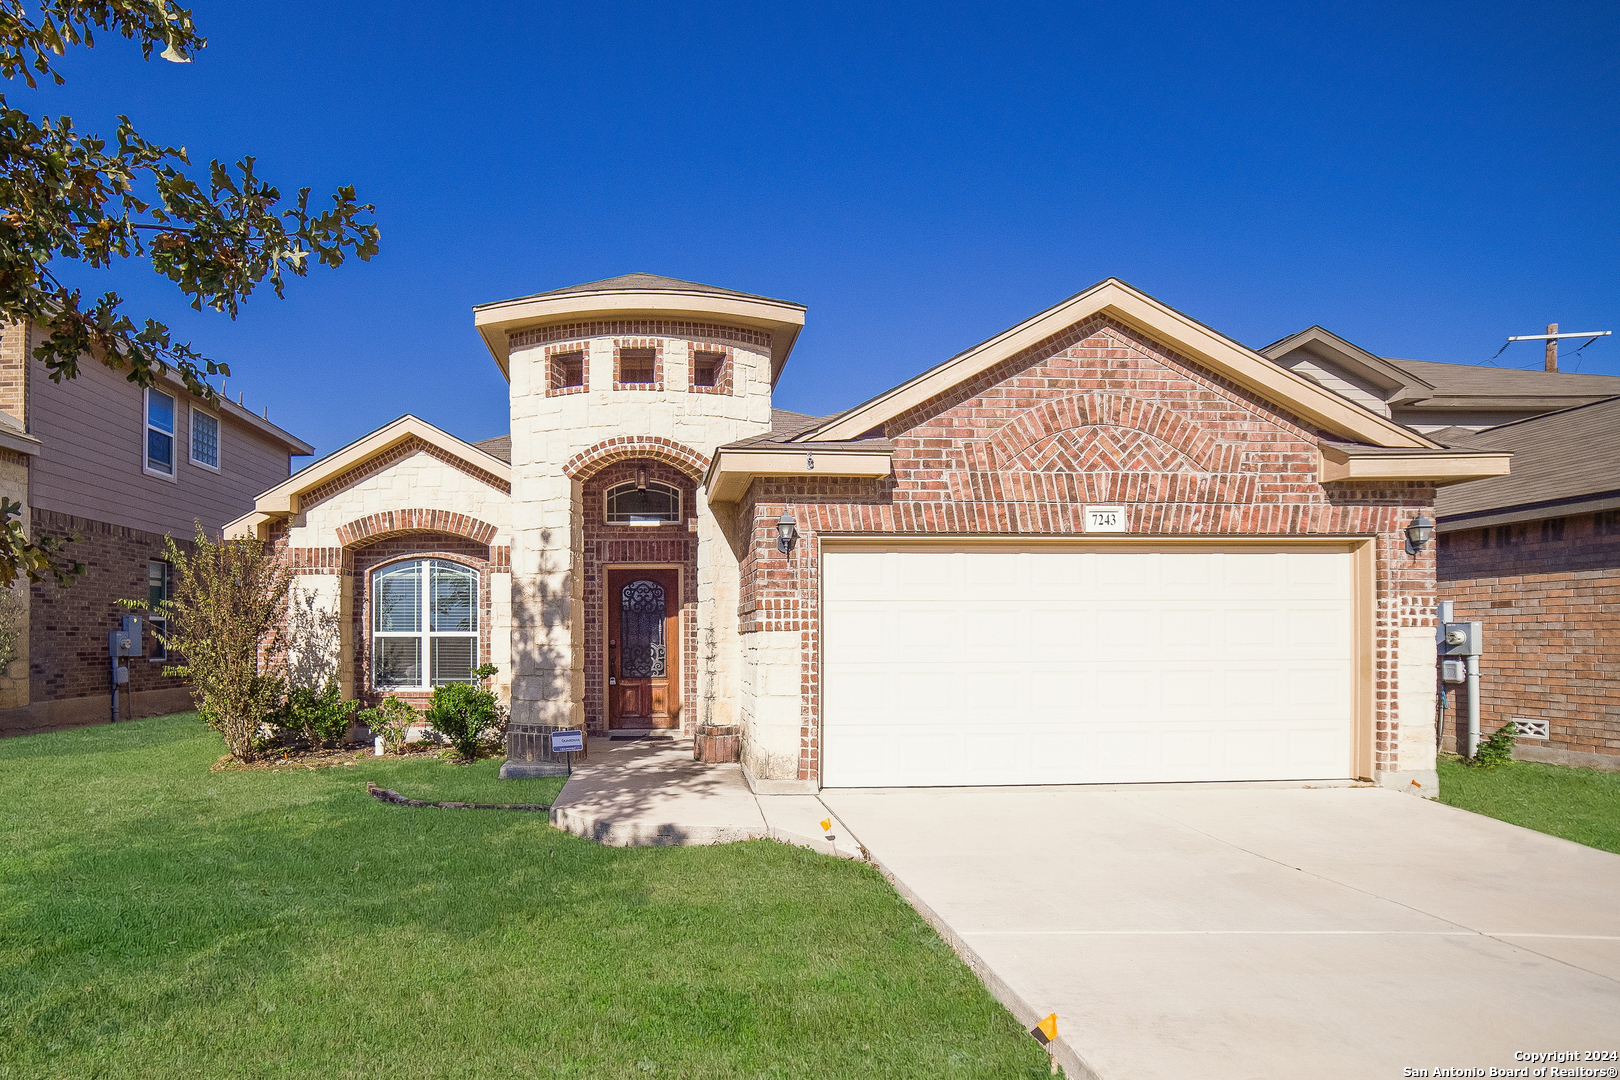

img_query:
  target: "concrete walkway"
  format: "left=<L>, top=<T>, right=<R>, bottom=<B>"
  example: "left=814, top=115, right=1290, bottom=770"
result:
left=820, top=784, right=1620, bottom=1080
left=548, top=737, right=861, bottom=858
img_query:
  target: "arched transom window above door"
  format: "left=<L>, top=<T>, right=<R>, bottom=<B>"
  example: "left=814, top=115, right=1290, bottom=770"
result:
left=604, top=479, right=681, bottom=525
left=372, top=559, right=479, bottom=689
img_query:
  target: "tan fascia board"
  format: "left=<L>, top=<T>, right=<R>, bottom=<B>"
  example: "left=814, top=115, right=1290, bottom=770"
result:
left=223, top=510, right=276, bottom=542
left=802, top=280, right=1437, bottom=450
left=704, top=447, right=893, bottom=503
left=250, top=415, right=511, bottom=517
left=473, top=289, right=807, bottom=387
left=155, top=371, right=315, bottom=455
left=1318, top=444, right=1511, bottom=486
left=1257, top=326, right=1430, bottom=396
left=0, top=423, right=42, bottom=457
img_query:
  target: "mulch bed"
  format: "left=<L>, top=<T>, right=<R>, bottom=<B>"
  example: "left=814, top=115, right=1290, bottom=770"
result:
left=211, top=744, right=447, bottom=772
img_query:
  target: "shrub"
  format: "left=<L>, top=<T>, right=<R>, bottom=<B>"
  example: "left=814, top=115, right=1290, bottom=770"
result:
left=153, top=527, right=292, bottom=762
left=426, top=677, right=498, bottom=762
left=360, top=695, right=417, bottom=755
left=1470, top=721, right=1518, bottom=769
left=281, top=678, right=356, bottom=749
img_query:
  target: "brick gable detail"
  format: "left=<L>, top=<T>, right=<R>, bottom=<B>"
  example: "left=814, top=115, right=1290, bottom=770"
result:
left=299, top=437, right=511, bottom=510
left=733, top=316, right=1438, bottom=783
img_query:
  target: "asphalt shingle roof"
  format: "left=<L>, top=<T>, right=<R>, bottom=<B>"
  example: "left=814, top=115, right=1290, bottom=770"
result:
left=1436, top=396, right=1620, bottom=520
left=495, top=272, right=800, bottom=309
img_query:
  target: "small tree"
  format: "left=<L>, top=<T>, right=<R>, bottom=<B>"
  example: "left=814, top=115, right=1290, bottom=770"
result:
left=156, top=525, right=291, bottom=761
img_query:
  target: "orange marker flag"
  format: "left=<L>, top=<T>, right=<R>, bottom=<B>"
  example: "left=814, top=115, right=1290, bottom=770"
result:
left=1031, top=1013, right=1058, bottom=1045
left=819, top=818, right=832, bottom=832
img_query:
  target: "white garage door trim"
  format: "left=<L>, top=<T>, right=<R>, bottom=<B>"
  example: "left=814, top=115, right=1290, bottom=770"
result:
left=820, top=541, right=1371, bottom=788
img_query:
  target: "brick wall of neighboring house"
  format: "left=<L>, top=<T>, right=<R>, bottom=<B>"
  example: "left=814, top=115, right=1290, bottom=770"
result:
left=578, top=458, right=699, bottom=734
left=1437, top=511, right=1620, bottom=764
left=13, top=508, right=191, bottom=728
left=736, top=316, right=1439, bottom=783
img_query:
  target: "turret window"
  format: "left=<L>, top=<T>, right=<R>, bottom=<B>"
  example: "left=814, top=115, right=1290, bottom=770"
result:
left=605, top=480, right=681, bottom=525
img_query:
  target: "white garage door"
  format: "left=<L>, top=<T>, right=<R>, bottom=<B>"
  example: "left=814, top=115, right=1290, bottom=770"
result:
left=822, top=547, right=1355, bottom=787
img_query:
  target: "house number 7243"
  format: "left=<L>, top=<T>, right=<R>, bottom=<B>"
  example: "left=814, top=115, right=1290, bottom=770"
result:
left=1084, top=506, right=1127, bottom=533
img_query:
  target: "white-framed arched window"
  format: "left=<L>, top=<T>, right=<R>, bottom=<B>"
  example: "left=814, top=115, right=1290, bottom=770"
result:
left=372, top=559, right=479, bottom=689
left=604, top=479, right=681, bottom=525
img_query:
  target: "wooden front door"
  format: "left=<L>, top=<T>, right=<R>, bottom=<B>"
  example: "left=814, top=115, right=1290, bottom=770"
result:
left=607, top=568, right=680, bottom=729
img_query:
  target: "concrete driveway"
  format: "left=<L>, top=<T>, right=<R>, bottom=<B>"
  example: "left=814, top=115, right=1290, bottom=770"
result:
left=821, top=784, right=1620, bottom=1080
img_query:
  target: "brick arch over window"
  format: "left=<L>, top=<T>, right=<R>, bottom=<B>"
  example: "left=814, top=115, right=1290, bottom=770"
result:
left=336, top=509, right=499, bottom=549
left=564, top=437, right=710, bottom=482
left=982, top=392, right=1231, bottom=473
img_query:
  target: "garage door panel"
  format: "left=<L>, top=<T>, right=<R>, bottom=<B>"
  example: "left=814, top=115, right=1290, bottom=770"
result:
left=822, top=548, right=1357, bottom=787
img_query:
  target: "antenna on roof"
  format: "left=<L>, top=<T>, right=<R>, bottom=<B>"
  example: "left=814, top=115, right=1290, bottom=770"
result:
left=1491, top=324, right=1611, bottom=371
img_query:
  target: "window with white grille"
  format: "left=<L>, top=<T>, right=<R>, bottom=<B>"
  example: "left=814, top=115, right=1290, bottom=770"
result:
left=372, top=559, right=479, bottom=689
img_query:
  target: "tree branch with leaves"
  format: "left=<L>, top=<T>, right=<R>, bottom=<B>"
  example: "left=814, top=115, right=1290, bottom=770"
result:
left=0, top=2, right=378, bottom=583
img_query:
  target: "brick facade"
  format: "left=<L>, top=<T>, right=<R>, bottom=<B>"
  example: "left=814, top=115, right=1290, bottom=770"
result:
left=578, top=459, right=699, bottom=734
left=28, top=508, right=189, bottom=708
left=735, top=317, right=1438, bottom=782
left=1437, top=511, right=1620, bottom=761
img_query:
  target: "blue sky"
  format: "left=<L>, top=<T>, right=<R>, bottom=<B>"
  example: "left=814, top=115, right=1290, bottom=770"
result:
left=27, top=0, right=1620, bottom=462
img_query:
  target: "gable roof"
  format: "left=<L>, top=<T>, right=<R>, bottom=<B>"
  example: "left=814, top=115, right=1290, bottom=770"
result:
left=1435, top=395, right=1620, bottom=529
left=224, top=415, right=510, bottom=539
left=1258, top=326, right=1431, bottom=396
left=473, top=433, right=511, bottom=463
left=794, top=278, right=1436, bottom=449
left=473, top=273, right=807, bottom=386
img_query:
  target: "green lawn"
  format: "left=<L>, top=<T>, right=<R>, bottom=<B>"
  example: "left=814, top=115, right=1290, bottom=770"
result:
left=1437, top=755, right=1620, bottom=855
left=0, top=715, right=1049, bottom=1079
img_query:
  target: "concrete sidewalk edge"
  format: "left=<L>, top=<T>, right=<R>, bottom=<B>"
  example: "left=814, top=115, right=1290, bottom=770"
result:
left=857, top=843, right=1105, bottom=1080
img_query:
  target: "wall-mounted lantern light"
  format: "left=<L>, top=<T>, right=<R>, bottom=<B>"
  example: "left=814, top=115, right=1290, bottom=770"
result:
left=636, top=466, right=648, bottom=491
left=776, top=511, right=798, bottom=555
left=1405, top=515, right=1435, bottom=554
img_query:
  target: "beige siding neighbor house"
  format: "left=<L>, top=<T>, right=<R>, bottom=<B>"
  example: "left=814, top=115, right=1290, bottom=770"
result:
left=231, top=273, right=1509, bottom=796
left=0, top=322, right=312, bottom=733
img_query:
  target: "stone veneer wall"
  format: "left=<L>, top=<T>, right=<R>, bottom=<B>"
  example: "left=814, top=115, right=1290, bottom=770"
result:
left=1437, top=511, right=1620, bottom=765
left=578, top=459, right=698, bottom=733
left=273, top=446, right=512, bottom=704
left=504, top=321, right=773, bottom=733
left=734, top=316, right=1440, bottom=784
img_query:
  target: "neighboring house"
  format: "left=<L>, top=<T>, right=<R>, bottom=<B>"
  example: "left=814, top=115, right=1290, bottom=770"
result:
left=1260, top=325, right=1620, bottom=434
left=1257, top=326, right=1620, bottom=768
left=0, top=322, right=312, bottom=733
left=1432, top=399, right=1620, bottom=768
left=230, top=274, right=1506, bottom=794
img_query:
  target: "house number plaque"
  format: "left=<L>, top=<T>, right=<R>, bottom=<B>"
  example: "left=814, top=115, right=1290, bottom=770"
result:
left=1084, top=505, right=1127, bottom=533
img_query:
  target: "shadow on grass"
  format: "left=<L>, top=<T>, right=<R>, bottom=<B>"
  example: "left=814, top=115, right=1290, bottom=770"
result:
left=0, top=715, right=1051, bottom=1079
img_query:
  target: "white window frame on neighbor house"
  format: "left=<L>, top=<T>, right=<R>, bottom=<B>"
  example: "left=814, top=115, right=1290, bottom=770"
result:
left=148, top=560, right=169, bottom=661
left=143, top=387, right=178, bottom=482
left=370, top=558, right=480, bottom=691
left=189, top=404, right=221, bottom=472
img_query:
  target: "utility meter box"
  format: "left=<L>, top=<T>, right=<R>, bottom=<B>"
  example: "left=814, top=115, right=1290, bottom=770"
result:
left=109, top=616, right=143, bottom=659
left=1441, top=621, right=1483, bottom=657
left=1441, top=659, right=1467, bottom=683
